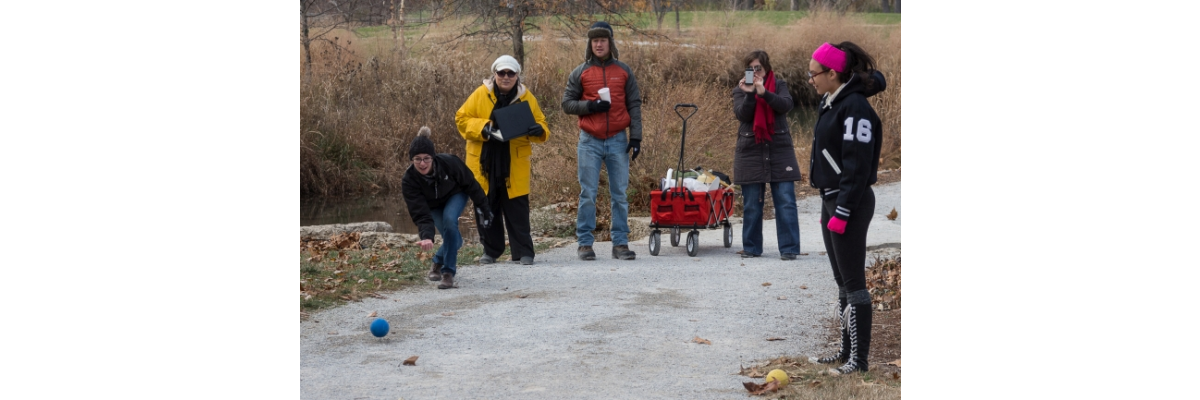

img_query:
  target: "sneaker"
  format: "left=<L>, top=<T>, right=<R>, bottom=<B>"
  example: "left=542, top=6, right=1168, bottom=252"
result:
left=578, top=246, right=596, bottom=261
left=520, top=256, right=533, bottom=265
left=612, top=245, right=636, bottom=260
left=479, top=254, right=497, bottom=264
left=740, top=252, right=761, bottom=258
left=781, top=253, right=797, bottom=260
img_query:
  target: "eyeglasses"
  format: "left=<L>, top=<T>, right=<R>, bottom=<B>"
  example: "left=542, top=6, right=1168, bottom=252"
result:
left=496, top=70, right=517, bottom=78
left=807, top=69, right=829, bottom=79
left=412, top=156, right=433, bottom=164
left=750, top=65, right=764, bottom=72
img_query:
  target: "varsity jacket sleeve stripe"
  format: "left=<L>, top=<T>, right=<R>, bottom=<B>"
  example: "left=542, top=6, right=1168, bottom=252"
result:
left=619, top=62, right=643, bottom=141
left=401, top=169, right=437, bottom=241
left=834, top=98, right=879, bottom=219
left=561, top=64, right=590, bottom=115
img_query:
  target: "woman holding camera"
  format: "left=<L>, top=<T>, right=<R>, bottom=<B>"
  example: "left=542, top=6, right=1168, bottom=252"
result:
left=805, top=41, right=887, bottom=375
left=455, top=55, right=551, bottom=266
left=731, top=49, right=802, bottom=260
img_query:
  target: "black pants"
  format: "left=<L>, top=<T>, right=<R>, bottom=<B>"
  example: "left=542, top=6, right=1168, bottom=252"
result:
left=820, top=187, right=875, bottom=293
left=479, top=183, right=535, bottom=261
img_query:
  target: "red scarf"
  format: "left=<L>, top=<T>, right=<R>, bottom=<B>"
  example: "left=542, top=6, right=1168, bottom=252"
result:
left=752, top=71, right=777, bottom=144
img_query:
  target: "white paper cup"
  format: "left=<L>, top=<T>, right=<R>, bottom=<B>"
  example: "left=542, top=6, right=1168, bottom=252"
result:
left=598, top=88, right=610, bottom=102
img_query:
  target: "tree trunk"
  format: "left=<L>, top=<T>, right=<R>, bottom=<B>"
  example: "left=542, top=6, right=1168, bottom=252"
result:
left=512, top=5, right=527, bottom=66
left=301, top=3, right=313, bottom=82
left=791, top=0, right=799, bottom=11
left=895, top=0, right=900, bottom=13
left=880, top=0, right=890, bottom=13
left=675, top=5, right=681, bottom=35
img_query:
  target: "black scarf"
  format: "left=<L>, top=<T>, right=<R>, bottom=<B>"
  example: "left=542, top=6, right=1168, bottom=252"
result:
left=480, top=82, right=514, bottom=197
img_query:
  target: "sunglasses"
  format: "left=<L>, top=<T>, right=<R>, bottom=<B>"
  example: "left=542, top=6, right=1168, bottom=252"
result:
left=496, top=70, right=517, bottom=78
left=750, top=65, right=764, bottom=72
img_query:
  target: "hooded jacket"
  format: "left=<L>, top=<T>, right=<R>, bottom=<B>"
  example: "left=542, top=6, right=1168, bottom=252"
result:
left=808, top=71, right=887, bottom=221
left=455, top=77, right=551, bottom=199
left=731, top=78, right=801, bottom=184
left=560, top=37, right=643, bottom=141
left=401, top=154, right=491, bottom=241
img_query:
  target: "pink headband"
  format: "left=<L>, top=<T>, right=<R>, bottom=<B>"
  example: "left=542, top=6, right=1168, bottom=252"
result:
left=812, top=42, right=846, bottom=73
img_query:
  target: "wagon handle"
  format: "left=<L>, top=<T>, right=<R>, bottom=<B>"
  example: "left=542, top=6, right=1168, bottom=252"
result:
left=672, top=104, right=699, bottom=191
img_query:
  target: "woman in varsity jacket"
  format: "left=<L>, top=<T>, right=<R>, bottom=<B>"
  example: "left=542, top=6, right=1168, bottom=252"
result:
left=804, top=41, right=887, bottom=375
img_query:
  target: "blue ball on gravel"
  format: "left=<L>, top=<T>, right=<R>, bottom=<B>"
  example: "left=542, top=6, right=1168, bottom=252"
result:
left=370, top=318, right=389, bottom=337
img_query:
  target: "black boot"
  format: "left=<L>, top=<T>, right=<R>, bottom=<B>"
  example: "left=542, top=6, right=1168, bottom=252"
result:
left=831, top=290, right=872, bottom=375
left=810, top=288, right=850, bottom=364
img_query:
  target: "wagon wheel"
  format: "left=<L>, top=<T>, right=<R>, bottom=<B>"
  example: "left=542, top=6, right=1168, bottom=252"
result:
left=686, top=231, right=700, bottom=257
left=649, top=230, right=661, bottom=256
left=723, top=223, right=733, bottom=248
left=670, top=227, right=681, bottom=247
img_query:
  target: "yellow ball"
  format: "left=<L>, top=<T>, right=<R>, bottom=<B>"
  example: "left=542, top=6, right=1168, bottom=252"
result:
left=766, top=369, right=790, bottom=387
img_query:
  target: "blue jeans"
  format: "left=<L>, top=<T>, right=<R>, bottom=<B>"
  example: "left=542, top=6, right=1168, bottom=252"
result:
left=431, top=193, right=467, bottom=276
left=576, top=130, right=630, bottom=246
left=741, top=181, right=800, bottom=256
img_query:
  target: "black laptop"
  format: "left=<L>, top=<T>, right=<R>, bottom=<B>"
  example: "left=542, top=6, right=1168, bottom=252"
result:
left=491, top=101, right=538, bottom=142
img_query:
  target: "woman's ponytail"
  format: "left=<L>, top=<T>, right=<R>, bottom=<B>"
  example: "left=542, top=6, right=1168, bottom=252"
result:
left=833, top=41, right=877, bottom=90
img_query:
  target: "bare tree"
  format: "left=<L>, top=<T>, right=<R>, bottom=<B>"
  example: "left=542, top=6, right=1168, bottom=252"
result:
left=449, top=0, right=648, bottom=66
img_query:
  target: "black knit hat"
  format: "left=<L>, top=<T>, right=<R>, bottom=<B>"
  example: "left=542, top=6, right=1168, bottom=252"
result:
left=408, top=126, right=435, bottom=159
left=587, top=21, right=613, bottom=40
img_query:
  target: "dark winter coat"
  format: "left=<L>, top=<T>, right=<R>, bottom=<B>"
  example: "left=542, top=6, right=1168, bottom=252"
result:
left=401, top=154, right=491, bottom=241
left=731, top=79, right=801, bottom=184
left=808, top=71, right=886, bottom=221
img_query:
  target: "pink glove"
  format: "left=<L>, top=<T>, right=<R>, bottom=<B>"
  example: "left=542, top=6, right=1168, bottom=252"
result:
left=827, top=216, right=847, bottom=234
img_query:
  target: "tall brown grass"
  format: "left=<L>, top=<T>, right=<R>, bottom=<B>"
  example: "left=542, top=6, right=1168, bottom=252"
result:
left=300, top=12, right=900, bottom=215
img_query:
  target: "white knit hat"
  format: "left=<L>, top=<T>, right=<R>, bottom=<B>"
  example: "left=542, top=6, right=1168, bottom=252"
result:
left=491, top=55, right=521, bottom=75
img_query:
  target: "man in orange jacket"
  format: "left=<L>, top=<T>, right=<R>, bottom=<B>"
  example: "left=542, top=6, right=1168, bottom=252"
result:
left=561, top=21, right=643, bottom=261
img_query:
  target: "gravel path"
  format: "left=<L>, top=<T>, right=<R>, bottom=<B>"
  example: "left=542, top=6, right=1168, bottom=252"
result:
left=300, top=182, right=900, bottom=399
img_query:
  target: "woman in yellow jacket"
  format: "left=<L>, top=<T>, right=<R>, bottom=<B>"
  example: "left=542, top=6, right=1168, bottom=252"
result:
left=455, top=55, right=551, bottom=265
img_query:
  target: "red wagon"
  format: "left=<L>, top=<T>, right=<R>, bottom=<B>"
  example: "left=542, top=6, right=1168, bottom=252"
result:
left=648, top=104, right=736, bottom=257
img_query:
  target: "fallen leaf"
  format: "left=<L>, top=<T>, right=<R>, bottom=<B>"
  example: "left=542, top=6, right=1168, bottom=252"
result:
left=743, top=380, right=780, bottom=395
left=516, top=294, right=529, bottom=299
left=357, top=279, right=367, bottom=284
left=800, top=285, right=807, bottom=290
left=766, top=337, right=785, bottom=341
left=692, top=336, right=711, bottom=345
left=808, top=380, right=822, bottom=388
left=442, top=312, right=455, bottom=316
left=819, top=252, right=826, bottom=255
left=746, top=367, right=764, bottom=378
left=368, top=311, right=377, bottom=318
left=800, top=252, right=809, bottom=256
left=892, top=372, right=900, bottom=379
left=762, top=282, right=771, bottom=287
left=887, top=207, right=898, bottom=220
left=887, top=359, right=901, bottom=367
left=328, top=331, right=337, bottom=335
left=402, top=356, right=418, bottom=366
left=777, top=296, right=787, bottom=300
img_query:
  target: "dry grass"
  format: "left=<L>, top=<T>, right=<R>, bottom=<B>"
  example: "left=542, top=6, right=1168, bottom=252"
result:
left=300, top=12, right=900, bottom=214
left=739, top=355, right=901, bottom=399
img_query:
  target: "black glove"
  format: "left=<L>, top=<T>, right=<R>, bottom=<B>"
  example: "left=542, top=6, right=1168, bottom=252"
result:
left=526, top=124, right=544, bottom=138
left=476, top=207, right=494, bottom=229
left=482, top=123, right=503, bottom=141
left=626, top=139, right=641, bottom=162
left=586, top=99, right=611, bottom=113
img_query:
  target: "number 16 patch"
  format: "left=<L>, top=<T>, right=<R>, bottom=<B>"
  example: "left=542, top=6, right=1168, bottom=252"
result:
left=842, top=117, right=872, bottom=143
